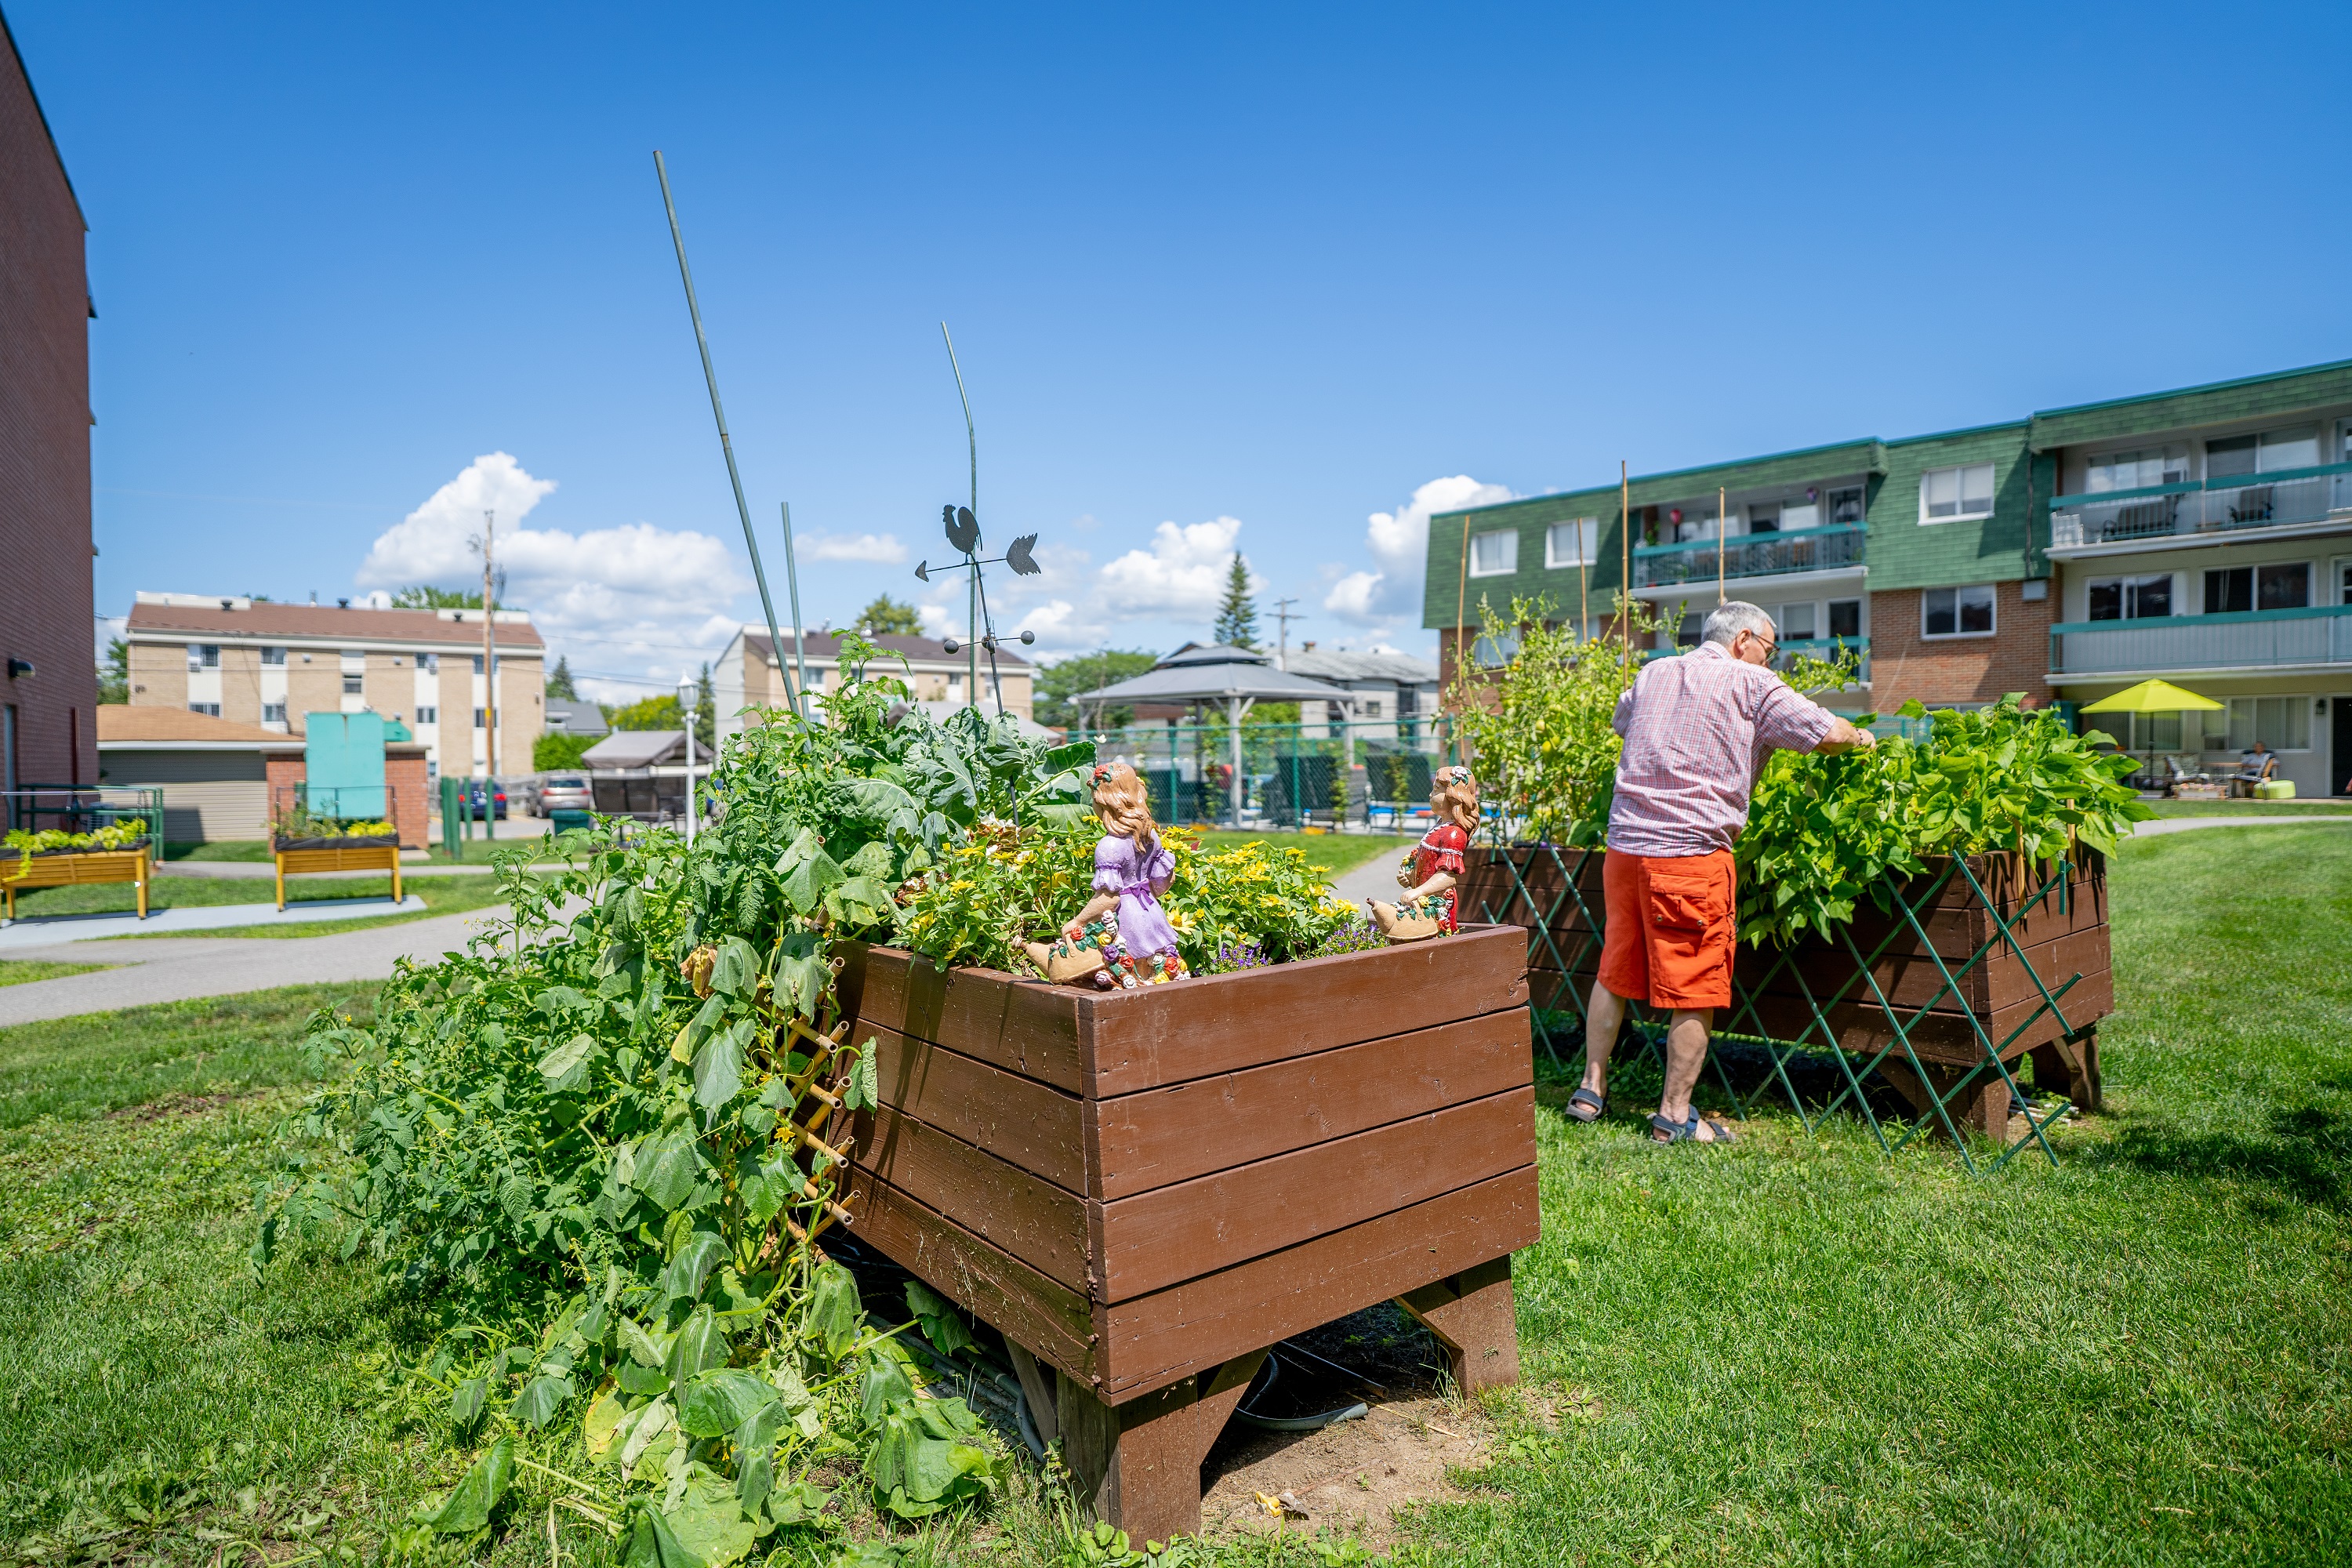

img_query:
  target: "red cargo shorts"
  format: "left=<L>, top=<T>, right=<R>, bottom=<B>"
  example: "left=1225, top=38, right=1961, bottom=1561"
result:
left=1597, top=848, right=1737, bottom=1012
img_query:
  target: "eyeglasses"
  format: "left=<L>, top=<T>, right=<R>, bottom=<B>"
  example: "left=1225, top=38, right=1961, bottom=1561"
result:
left=1741, top=630, right=1778, bottom=657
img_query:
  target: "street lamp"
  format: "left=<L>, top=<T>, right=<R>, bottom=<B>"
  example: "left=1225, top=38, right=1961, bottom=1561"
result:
left=677, top=674, right=698, bottom=848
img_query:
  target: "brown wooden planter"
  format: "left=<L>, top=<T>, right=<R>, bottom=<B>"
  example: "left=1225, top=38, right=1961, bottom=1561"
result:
left=2, top=845, right=151, bottom=921
left=833, top=927, right=1539, bottom=1541
left=1458, top=845, right=2111, bottom=1136
left=274, top=844, right=404, bottom=910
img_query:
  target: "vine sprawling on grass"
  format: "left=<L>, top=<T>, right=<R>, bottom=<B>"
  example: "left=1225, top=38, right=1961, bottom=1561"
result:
left=258, top=636, right=1378, bottom=1563
left=1450, top=597, right=2151, bottom=946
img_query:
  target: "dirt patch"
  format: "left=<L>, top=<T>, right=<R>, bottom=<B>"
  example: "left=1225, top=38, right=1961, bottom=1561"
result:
left=1203, top=1392, right=1492, bottom=1547
left=106, top=1091, right=241, bottom=1123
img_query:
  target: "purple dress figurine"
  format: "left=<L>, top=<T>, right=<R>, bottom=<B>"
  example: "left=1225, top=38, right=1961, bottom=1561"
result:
left=1022, top=761, right=1191, bottom=989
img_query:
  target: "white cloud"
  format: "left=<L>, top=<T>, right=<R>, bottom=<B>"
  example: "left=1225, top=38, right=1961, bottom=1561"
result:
left=800, top=532, right=907, bottom=564
left=1098, top=516, right=1254, bottom=619
left=355, top=452, right=750, bottom=699
left=1322, top=474, right=1513, bottom=625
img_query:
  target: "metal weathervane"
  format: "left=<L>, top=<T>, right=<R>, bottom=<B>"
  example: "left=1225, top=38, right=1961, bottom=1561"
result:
left=915, top=325, right=1042, bottom=713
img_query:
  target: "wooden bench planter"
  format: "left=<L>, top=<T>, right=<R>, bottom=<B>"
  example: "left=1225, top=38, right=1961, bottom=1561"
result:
left=273, top=843, right=404, bottom=910
left=1458, top=845, right=2112, bottom=1145
left=2, top=845, right=152, bottom=922
left=832, top=926, right=1540, bottom=1541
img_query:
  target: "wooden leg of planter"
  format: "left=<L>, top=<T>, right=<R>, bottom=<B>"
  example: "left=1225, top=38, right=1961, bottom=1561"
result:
left=1878, top=1060, right=2006, bottom=1140
left=1396, top=1255, right=1520, bottom=1393
left=1006, top=1342, right=1060, bottom=1446
left=1057, top=1350, right=1265, bottom=1544
left=2036, top=1025, right=2101, bottom=1113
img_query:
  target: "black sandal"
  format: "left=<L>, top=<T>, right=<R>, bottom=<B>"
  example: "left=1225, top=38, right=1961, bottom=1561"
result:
left=1566, top=1087, right=1606, bottom=1123
left=1648, top=1111, right=1736, bottom=1145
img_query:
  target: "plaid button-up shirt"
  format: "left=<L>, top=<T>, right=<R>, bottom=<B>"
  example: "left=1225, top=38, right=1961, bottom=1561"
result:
left=1606, top=640, right=1838, bottom=858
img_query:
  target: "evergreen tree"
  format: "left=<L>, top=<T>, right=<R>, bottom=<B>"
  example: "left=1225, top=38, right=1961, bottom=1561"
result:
left=545, top=655, right=579, bottom=700
left=1213, top=554, right=1259, bottom=648
left=857, top=594, right=922, bottom=637
left=695, top=662, right=717, bottom=751
left=98, top=638, right=129, bottom=705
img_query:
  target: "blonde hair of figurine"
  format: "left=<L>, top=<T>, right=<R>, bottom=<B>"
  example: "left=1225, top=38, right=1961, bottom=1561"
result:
left=1090, top=761, right=1160, bottom=855
left=1431, top=765, right=1479, bottom=832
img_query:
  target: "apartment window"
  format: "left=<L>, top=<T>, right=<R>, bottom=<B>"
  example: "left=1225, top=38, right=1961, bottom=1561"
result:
left=1922, top=584, right=1995, bottom=637
left=260, top=645, right=286, bottom=666
left=1468, top=529, right=1518, bottom=577
left=263, top=702, right=288, bottom=725
left=423, top=653, right=440, bottom=673
left=2259, top=562, right=2310, bottom=611
left=416, top=705, right=438, bottom=725
left=2086, top=575, right=2173, bottom=621
left=2085, top=445, right=2190, bottom=493
left=1545, top=518, right=1599, bottom=568
left=472, top=655, right=485, bottom=674
left=2207, top=423, right=2320, bottom=478
left=1362, top=699, right=1382, bottom=717
left=1747, top=503, right=1780, bottom=535
left=474, top=708, right=488, bottom=728
left=342, top=673, right=364, bottom=695
left=187, top=702, right=221, bottom=717
left=1828, top=599, right=1863, bottom=639
left=187, top=643, right=219, bottom=671
left=1471, top=629, right=1520, bottom=668
left=1777, top=603, right=1817, bottom=640
left=2125, top=712, right=2183, bottom=753
left=1676, top=612, right=1703, bottom=648
left=1828, top=487, right=1865, bottom=526
left=2227, top=696, right=2310, bottom=752
left=1919, top=463, right=1995, bottom=523
left=1396, top=688, right=1418, bottom=718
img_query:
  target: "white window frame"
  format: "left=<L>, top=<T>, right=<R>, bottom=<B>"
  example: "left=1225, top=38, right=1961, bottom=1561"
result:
left=416, top=705, right=438, bottom=725
left=1468, top=529, right=1519, bottom=578
left=1922, top=584, right=1997, bottom=639
left=187, top=702, right=221, bottom=717
left=260, top=645, right=286, bottom=666
left=1918, top=463, right=1997, bottom=524
left=262, top=701, right=289, bottom=725
left=1544, top=518, right=1599, bottom=569
left=187, top=643, right=219, bottom=671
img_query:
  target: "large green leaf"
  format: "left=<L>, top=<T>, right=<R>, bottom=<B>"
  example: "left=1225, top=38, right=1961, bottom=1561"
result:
left=513, top=1373, right=573, bottom=1428
left=775, top=828, right=845, bottom=914
left=666, top=1305, right=728, bottom=1394
left=423, top=1435, right=514, bottom=1534
left=710, top=937, right=760, bottom=999
left=678, top=1367, right=779, bottom=1439
left=691, top=1033, right=744, bottom=1115
left=808, top=1261, right=863, bottom=1361
left=536, top=1033, right=597, bottom=1094
left=662, top=1230, right=728, bottom=1304
left=663, top=1473, right=761, bottom=1568
left=622, top=1503, right=699, bottom=1568
left=633, top=1130, right=703, bottom=1212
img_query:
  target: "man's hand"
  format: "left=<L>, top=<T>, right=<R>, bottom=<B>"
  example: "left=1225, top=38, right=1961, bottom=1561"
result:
left=1813, top=715, right=1877, bottom=755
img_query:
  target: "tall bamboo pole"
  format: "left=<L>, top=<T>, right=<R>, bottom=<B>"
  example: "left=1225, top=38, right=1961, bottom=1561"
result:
left=779, top=503, right=811, bottom=720
left=481, top=510, right=497, bottom=785
left=1718, top=485, right=1727, bottom=605
left=1453, top=515, right=1470, bottom=681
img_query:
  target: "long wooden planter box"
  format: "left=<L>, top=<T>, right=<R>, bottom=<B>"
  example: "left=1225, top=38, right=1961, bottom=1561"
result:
left=274, top=844, right=404, bottom=909
left=1458, top=845, right=2111, bottom=1127
left=2, top=846, right=151, bottom=921
left=833, top=926, right=1538, bottom=1539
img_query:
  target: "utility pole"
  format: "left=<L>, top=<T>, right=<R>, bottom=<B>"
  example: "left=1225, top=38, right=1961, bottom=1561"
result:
left=1272, top=596, right=1299, bottom=671
left=481, top=510, right=498, bottom=785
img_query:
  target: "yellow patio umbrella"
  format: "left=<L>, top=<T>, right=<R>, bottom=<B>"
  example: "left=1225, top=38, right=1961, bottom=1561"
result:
left=2081, top=679, right=2225, bottom=786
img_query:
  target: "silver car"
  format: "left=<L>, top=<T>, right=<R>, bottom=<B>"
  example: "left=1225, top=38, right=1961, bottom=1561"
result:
left=538, top=775, right=593, bottom=814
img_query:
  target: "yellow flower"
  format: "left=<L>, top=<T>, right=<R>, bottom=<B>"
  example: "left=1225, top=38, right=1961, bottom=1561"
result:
left=950, top=880, right=976, bottom=893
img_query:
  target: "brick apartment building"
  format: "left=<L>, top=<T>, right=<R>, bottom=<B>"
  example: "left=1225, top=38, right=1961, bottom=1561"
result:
left=712, top=626, right=1033, bottom=742
left=0, top=13, right=97, bottom=804
left=1427, top=358, right=2352, bottom=799
left=123, top=594, right=546, bottom=782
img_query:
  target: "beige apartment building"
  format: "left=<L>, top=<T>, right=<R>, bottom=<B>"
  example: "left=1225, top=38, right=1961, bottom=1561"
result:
left=713, top=627, right=1034, bottom=740
left=123, top=593, right=546, bottom=779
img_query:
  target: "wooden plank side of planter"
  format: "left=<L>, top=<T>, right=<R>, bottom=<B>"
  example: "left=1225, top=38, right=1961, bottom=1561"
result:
left=863, top=1023, right=1087, bottom=1192
left=844, top=1169, right=1100, bottom=1385
left=1091, top=1086, right=1535, bottom=1301
left=1093, top=1163, right=1542, bottom=1400
left=848, top=1104, right=1092, bottom=1294
left=840, top=944, right=1087, bottom=1092
left=1084, top=1007, right=1532, bottom=1200
left=1076, top=924, right=1529, bottom=1098
left=1736, top=967, right=2111, bottom=1064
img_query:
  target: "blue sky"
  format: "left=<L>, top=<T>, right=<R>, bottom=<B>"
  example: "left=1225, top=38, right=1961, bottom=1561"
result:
left=20, top=0, right=2352, bottom=699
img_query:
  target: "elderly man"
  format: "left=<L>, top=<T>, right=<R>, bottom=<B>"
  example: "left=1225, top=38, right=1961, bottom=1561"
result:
left=1566, top=601, right=1875, bottom=1144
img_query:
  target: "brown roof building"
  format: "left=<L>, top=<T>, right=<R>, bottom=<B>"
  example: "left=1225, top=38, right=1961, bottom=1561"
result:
left=0, top=15, right=97, bottom=806
left=122, top=593, right=546, bottom=781
left=713, top=626, right=1034, bottom=739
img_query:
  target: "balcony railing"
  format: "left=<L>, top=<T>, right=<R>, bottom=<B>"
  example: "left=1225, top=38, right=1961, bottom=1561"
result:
left=2048, top=462, right=2352, bottom=550
left=1632, top=524, right=1865, bottom=589
left=1642, top=636, right=1870, bottom=683
left=2049, top=604, right=2352, bottom=676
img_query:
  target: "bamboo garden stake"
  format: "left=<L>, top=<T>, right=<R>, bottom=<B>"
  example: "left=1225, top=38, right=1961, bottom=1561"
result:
left=1620, top=460, right=1631, bottom=651
left=1718, top=485, right=1727, bottom=605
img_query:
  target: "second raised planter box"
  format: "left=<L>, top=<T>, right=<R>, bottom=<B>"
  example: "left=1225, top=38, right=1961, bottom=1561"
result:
left=833, top=924, right=1540, bottom=1541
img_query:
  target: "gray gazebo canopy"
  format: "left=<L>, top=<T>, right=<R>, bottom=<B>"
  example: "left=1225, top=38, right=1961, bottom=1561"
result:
left=1076, top=644, right=1356, bottom=822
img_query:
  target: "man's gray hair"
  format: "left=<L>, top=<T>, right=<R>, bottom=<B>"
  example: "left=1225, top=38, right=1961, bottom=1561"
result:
left=1700, top=601, right=1775, bottom=648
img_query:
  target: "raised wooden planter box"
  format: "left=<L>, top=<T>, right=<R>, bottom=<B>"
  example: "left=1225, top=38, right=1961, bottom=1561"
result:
left=274, top=844, right=404, bottom=910
left=1458, top=846, right=2112, bottom=1134
left=833, top=926, right=1539, bottom=1541
left=2, top=845, right=152, bottom=922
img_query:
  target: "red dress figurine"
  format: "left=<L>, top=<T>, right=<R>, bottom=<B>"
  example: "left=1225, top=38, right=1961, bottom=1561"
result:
left=1368, top=766, right=1479, bottom=941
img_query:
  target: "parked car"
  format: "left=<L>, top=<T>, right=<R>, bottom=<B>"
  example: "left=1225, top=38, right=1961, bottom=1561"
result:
left=506, top=775, right=543, bottom=816
left=538, top=775, right=592, bottom=813
left=462, top=779, right=507, bottom=821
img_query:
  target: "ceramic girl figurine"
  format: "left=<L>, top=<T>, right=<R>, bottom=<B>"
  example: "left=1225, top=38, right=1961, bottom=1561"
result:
left=1368, top=765, right=1478, bottom=941
left=1023, top=761, right=1191, bottom=989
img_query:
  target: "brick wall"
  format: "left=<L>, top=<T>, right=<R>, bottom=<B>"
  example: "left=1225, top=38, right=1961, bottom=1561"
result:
left=0, top=30, right=95, bottom=790
left=1867, top=583, right=2055, bottom=710
left=264, top=752, right=429, bottom=848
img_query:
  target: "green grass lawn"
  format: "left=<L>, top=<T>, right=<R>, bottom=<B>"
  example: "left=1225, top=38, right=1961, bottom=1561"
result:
left=1194, top=827, right=1403, bottom=879
left=0, top=959, right=112, bottom=989
left=159, top=839, right=271, bottom=862
left=2, top=829, right=2346, bottom=1563
left=88, top=875, right=513, bottom=940
left=17, top=872, right=507, bottom=921
left=2143, top=798, right=2352, bottom=817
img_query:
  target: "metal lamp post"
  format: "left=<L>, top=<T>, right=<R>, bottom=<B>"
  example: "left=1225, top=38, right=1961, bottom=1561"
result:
left=677, top=674, right=698, bottom=848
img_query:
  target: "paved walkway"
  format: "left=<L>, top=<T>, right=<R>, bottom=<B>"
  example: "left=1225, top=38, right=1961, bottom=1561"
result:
left=0, top=895, right=426, bottom=950
left=155, top=858, right=552, bottom=880
left=2129, top=815, right=2352, bottom=837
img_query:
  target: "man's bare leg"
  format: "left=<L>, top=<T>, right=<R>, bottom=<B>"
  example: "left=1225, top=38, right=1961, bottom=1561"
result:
left=1581, top=981, right=1626, bottom=1101
left=1653, top=1009, right=1721, bottom=1139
